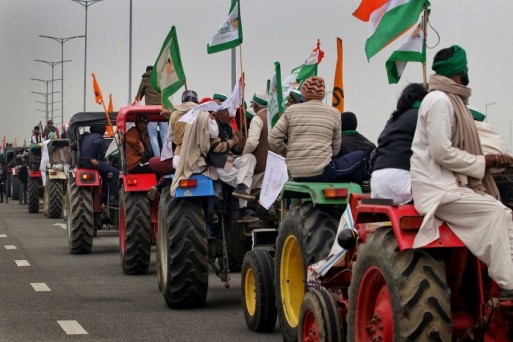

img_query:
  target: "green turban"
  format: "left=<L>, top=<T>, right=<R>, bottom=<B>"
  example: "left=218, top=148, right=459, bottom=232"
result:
left=432, top=45, right=468, bottom=78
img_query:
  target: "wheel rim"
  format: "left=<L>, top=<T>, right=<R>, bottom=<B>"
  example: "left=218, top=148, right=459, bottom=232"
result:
left=302, top=309, right=319, bottom=342
left=280, top=235, right=304, bottom=328
left=355, top=266, right=393, bottom=341
left=244, top=267, right=257, bottom=316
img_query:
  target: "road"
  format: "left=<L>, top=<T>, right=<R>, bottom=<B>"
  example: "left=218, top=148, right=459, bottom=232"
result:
left=0, top=201, right=281, bottom=341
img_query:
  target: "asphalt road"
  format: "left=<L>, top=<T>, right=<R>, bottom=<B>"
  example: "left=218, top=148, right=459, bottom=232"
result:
left=0, top=201, right=281, bottom=341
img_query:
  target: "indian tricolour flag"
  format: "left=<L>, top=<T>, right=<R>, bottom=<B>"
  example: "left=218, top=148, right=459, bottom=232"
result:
left=353, top=0, right=429, bottom=60
left=267, top=62, right=284, bottom=130
left=207, top=0, right=243, bottom=54
left=296, top=40, right=325, bottom=82
left=150, top=26, right=186, bottom=110
left=385, top=25, right=425, bottom=84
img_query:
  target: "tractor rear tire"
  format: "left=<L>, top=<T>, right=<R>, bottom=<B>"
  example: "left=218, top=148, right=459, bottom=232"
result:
left=119, top=188, right=151, bottom=275
left=299, top=289, right=344, bottom=342
left=160, top=196, right=208, bottom=308
left=156, top=186, right=170, bottom=292
left=28, top=177, right=40, bottom=213
left=66, top=178, right=94, bottom=254
left=6, top=173, right=11, bottom=198
left=275, top=203, right=341, bottom=342
left=242, top=249, right=277, bottom=332
left=348, top=228, right=451, bottom=341
left=47, top=179, right=64, bottom=218
left=11, top=175, right=21, bottom=201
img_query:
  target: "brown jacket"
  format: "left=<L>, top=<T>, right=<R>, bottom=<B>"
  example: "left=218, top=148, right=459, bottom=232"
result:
left=136, top=71, right=161, bottom=105
left=124, top=127, right=150, bottom=170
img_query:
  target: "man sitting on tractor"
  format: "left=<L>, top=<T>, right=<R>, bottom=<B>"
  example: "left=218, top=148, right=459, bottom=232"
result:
left=410, top=45, right=513, bottom=301
left=79, top=125, right=119, bottom=204
left=123, top=113, right=153, bottom=174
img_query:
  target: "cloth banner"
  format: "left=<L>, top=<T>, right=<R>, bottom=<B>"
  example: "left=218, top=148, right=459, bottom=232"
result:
left=259, top=151, right=288, bottom=210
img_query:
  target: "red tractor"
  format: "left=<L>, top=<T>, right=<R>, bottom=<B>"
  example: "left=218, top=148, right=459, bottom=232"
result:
left=298, top=193, right=513, bottom=341
left=116, top=105, right=163, bottom=275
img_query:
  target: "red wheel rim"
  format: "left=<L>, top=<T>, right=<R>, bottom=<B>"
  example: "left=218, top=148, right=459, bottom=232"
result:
left=355, top=266, right=393, bottom=341
left=302, top=309, right=319, bottom=342
left=119, top=199, right=126, bottom=255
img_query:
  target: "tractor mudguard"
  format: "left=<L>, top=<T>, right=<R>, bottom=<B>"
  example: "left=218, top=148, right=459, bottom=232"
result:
left=121, top=173, right=157, bottom=192
left=74, top=168, right=101, bottom=187
left=279, top=181, right=362, bottom=205
left=175, top=174, right=215, bottom=198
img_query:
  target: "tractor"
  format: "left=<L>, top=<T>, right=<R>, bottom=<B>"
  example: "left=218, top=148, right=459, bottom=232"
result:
left=65, top=111, right=119, bottom=254
left=116, top=105, right=162, bottom=275
left=27, top=143, right=44, bottom=213
left=2, top=146, right=26, bottom=201
left=42, top=139, right=69, bottom=218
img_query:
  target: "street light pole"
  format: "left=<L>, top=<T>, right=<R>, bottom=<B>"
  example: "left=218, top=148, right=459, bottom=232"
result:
left=485, top=101, right=498, bottom=122
left=34, top=60, right=70, bottom=121
left=129, top=0, right=133, bottom=104
left=39, top=35, right=85, bottom=125
left=71, top=0, right=103, bottom=112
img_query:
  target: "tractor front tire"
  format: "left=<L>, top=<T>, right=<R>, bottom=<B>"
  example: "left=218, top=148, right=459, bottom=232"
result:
left=348, top=228, right=451, bottom=341
left=119, top=189, right=151, bottom=275
left=47, top=179, right=64, bottom=218
left=242, top=249, right=277, bottom=332
left=299, top=289, right=344, bottom=342
left=28, top=177, right=40, bottom=214
left=160, top=196, right=208, bottom=308
left=66, top=178, right=94, bottom=254
left=11, top=175, right=21, bottom=201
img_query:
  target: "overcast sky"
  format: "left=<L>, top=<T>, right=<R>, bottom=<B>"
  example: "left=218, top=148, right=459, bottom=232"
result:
left=1, top=0, right=512, bottom=150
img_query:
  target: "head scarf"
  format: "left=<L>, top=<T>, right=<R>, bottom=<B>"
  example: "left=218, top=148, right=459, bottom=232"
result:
left=301, top=76, right=325, bottom=101
left=181, top=90, right=198, bottom=104
left=432, top=45, right=468, bottom=78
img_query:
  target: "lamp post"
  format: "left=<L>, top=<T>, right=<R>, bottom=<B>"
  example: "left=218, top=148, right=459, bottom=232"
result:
left=39, top=35, right=84, bottom=124
left=32, top=89, right=61, bottom=123
left=485, top=101, right=498, bottom=122
left=129, top=0, right=133, bottom=104
left=31, top=78, right=61, bottom=122
left=71, top=0, right=103, bottom=112
left=34, top=60, right=70, bottom=120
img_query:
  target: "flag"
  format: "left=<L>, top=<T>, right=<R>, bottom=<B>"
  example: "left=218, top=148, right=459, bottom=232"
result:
left=353, top=0, right=429, bottom=60
left=259, top=151, right=288, bottom=210
left=91, top=73, right=104, bottom=105
left=267, top=62, right=284, bottom=130
left=207, top=0, right=243, bottom=54
left=219, top=76, right=243, bottom=117
left=332, top=37, right=345, bottom=112
left=296, top=39, right=325, bottom=82
left=282, top=66, right=301, bottom=98
left=150, top=26, right=186, bottom=110
left=108, top=93, right=113, bottom=112
left=179, top=101, right=221, bottom=125
left=385, top=25, right=425, bottom=84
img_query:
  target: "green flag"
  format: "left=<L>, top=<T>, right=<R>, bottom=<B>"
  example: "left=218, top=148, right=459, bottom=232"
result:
left=150, top=26, right=186, bottom=110
left=385, top=25, right=425, bottom=84
left=267, top=62, right=284, bottom=130
left=296, top=40, right=324, bottom=82
left=207, top=0, right=243, bottom=54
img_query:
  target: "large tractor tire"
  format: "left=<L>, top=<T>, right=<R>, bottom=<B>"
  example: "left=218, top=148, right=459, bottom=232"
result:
left=46, top=179, right=64, bottom=218
left=156, top=186, right=171, bottom=292
left=119, top=188, right=151, bottom=275
left=242, top=249, right=277, bottom=332
left=28, top=177, right=40, bottom=213
left=11, top=175, right=21, bottom=201
left=275, top=203, right=341, bottom=342
left=348, top=228, right=451, bottom=342
left=66, top=178, right=94, bottom=254
left=299, top=289, right=344, bottom=342
left=159, top=195, right=208, bottom=308
left=6, top=173, right=11, bottom=198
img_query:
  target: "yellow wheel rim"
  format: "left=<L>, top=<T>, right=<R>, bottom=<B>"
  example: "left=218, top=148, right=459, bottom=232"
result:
left=280, top=235, right=305, bottom=328
left=244, top=267, right=256, bottom=316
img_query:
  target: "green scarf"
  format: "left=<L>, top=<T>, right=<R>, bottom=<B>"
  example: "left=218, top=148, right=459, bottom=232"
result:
left=342, top=130, right=358, bottom=136
left=432, top=45, right=467, bottom=78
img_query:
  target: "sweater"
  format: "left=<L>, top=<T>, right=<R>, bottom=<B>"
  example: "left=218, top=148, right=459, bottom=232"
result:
left=268, top=100, right=341, bottom=178
left=373, top=107, right=419, bottom=172
left=136, top=71, right=161, bottom=105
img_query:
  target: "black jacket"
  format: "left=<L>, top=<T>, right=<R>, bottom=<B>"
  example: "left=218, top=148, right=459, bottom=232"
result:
left=18, top=165, right=28, bottom=184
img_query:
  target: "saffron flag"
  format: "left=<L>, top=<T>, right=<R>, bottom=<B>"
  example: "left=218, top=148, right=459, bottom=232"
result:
left=207, top=0, right=243, bottom=54
left=150, top=26, right=186, bottom=110
left=353, top=0, right=429, bottom=60
left=296, top=40, right=325, bottom=82
left=385, top=25, right=425, bottom=84
left=267, top=62, right=284, bottom=130
left=91, top=73, right=104, bottom=105
left=332, top=38, right=345, bottom=112
left=108, top=93, right=114, bottom=112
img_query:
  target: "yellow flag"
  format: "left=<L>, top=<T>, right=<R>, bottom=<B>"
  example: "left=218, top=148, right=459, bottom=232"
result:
left=332, top=37, right=344, bottom=113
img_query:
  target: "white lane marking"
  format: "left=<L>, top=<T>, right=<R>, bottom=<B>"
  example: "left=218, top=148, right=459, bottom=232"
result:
left=15, top=260, right=30, bottom=266
left=30, top=283, right=51, bottom=292
left=57, top=320, right=88, bottom=335
left=4, top=245, right=17, bottom=250
left=0, top=234, right=7, bottom=238
left=53, top=223, right=67, bottom=230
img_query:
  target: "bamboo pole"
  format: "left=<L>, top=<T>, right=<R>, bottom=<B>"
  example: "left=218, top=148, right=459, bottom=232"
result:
left=239, top=44, right=248, bottom=138
left=422, top=5, right=429, bottom=87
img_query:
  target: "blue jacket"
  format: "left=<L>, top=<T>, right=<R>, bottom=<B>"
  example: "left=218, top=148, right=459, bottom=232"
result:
left=79, top=133, right=104, bottom=163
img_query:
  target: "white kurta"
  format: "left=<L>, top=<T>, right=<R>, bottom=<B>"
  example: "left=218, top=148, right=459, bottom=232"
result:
left=39, top=139, right=51, bottom=186
left=410, top=90, right=513, bottom=290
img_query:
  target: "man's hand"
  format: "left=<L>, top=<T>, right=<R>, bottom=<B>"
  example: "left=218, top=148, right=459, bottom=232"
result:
left=161, top=109, right=173, bottom=118
left=485, top=154, right=513, bottom=168
left=90, top=158, right=99, bottom=167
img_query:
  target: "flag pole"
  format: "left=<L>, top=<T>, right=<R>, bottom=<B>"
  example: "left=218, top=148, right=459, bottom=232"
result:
left=422, top=5, right=429, bottom=87
left=239, top=44, right=248, bottom=138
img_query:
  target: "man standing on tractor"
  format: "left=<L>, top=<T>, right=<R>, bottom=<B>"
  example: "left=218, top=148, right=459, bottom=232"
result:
left=79, top=125, right=119, bottom=204
left=410, top=45, right=513, bottom=301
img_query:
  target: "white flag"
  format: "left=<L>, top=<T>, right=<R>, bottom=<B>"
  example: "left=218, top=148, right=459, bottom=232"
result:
left=259, top=151, right=288, bottom=210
